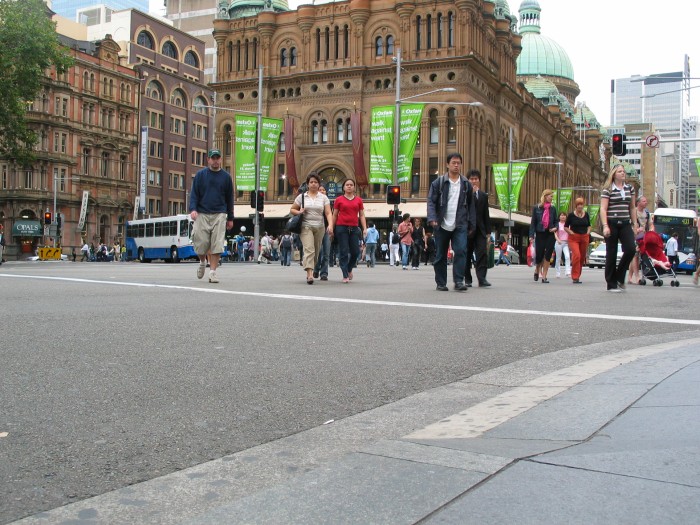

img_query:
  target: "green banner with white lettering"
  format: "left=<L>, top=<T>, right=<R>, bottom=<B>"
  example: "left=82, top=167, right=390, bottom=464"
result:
left=259, top=117, right=283, bottom=189
left=234, top=116, right=283, bottom=191
left=553, top=188, right=573, bottom=213
left=493, top=163, right=529, bottom=212
left=587, top=204, right=600, bottom=227
left=235, top=115, right=258, bottom=191
left=397, top=104, right=424, bottom=183
left=369, top=104, right=424, bottom=184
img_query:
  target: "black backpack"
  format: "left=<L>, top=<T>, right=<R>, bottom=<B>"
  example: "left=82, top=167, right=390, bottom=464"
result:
left=391, top=232, right=400, bottom=244
left=281, top=235, right=292, bottom=249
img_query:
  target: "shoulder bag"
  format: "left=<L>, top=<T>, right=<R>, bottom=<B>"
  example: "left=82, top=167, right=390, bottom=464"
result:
left=285, top=194, right=304, bottom=234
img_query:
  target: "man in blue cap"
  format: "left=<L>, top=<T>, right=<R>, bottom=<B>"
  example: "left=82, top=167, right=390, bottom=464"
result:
left=189, top=149, right=234, bottom=283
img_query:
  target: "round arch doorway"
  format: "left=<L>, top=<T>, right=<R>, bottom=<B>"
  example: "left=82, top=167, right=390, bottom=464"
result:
left=317, top=167, right=348, bottom=200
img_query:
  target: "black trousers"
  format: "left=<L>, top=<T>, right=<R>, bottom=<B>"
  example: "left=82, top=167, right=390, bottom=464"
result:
left=605, top=221, right=636, bottom=289
left=465, top=233, right=488, bottom=284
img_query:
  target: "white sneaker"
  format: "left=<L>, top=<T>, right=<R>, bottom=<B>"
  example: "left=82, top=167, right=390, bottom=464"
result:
left=197, top=263, right=205, bottom=279
left=608, top=288, right=622, bottom=293
left=208, top=270, right=219, bottom=283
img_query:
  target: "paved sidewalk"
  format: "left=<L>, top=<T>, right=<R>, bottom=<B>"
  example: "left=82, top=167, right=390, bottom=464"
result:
left=184, top=340, right=700, bottom=525
left=14, top=335, right=700, bottom=524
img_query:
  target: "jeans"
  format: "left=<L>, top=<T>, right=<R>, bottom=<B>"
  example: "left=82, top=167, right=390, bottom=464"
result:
left=554, top=241, right=571, bottom=276
left=238, top=248, right=246, bottom=262
left=280, top=247, right=291, bottom=266
left=605, top=221, right=635, bottom=289
left=411, top=244, right=424, bottom=268
left=365, top=242, right=377, bottom=267
left=433, top=226, right=468, bottom=287
left=335, top=225, right=361, bottom=278
left=495, top=249, right=510, bottom=266
left=314, top=232, right=330, bottom=277
left=401, top=244, right=412, bottom=267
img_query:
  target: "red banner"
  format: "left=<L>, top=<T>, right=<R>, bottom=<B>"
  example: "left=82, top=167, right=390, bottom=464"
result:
left=284, top=118, right=299, bottom=190
left=351, top=112, right=368, bottom=188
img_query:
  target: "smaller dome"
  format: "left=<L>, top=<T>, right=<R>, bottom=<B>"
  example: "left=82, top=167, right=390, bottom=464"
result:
left=524, top=75, right=559, bottom=99
left=519, top=0, right=541, bottom=9
left=494, top=0, right=511, bottom=18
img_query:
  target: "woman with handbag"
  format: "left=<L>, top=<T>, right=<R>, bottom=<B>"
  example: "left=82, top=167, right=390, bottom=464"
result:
left=529, top=189, right=558, bottom=283
left=290, top=173, right=334, bottom=284
left=332, top=178, right=367, bottom=283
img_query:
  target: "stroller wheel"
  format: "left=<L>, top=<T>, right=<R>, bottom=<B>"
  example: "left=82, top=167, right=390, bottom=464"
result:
left=639, top=278, right=646, bottom=285
left=655, top=279, right=663, bottom=287
left=672, top=280, right=680, bottom=287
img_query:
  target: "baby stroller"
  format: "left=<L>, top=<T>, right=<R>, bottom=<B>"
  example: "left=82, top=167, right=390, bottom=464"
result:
left=638, top=230, right=679, bottom=287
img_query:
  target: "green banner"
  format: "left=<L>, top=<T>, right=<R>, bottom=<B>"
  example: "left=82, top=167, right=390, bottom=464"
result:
left=369, top=106, right=395, bottom=184
left=235, top=115, right=258, bottom=191
left=397, top=104, right=424, bottom=183
left=259, top=117, right=283, bottom=189
left=369, top=104, right=424, bottom=184
left=493, top=163, right=529, bottom=212
left=588, top=204, right=600, bottom=227
left=553, top=189, right=573, bottom=213
left=234, top=116, right=283, bottom=192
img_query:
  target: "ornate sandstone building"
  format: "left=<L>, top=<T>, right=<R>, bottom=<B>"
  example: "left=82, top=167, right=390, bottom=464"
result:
left=210, top=0, right=606, bottom=249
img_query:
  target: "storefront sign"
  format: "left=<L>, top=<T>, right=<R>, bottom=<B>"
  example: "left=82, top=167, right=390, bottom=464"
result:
left=12, top=220, right=42, bottom=237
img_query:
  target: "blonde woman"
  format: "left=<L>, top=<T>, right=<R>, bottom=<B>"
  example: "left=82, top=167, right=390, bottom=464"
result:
left=528, top=189, right=558, bottom=283
left=600, top=164, right=637, bottom=292
left=290, top=173, right=334, bottom=284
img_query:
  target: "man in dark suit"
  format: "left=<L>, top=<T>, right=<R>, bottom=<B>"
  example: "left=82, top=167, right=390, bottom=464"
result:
left=465, top=169, right=492, bottom=287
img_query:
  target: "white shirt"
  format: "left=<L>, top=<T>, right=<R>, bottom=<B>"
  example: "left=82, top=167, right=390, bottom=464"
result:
left=666, top=237, right=678, bottom=256
left=441, top=178, right=461, bottom=232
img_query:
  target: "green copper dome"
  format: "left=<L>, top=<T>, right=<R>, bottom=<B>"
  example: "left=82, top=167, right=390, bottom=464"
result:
left=516, top=0, right=575, bottom=81
left=226, top=0, right=290, bottom=19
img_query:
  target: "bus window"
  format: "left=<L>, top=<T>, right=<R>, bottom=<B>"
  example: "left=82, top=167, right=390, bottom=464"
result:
left=179, top=219, right=189, bottom=237
left=155, top=222, right=162, bottom=236
left=137, top=224, right=145, bottom=237
left=146, top=223, right=154, bottom=237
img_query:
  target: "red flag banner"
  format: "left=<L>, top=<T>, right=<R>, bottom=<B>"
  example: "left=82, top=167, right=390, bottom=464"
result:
left=284, top=118, right=299, bottom=190
left=351, top=112, right=368, bottom=188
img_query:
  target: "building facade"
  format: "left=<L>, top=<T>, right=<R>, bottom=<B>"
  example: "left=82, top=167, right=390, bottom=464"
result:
left=209, top=0, right=605, bottom=250
left=51, top=0, right=149, bottom=20
left=0, top=35, right=140, bottom=259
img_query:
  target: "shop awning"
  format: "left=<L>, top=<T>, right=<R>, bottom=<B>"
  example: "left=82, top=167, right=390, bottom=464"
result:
left=12, top=220, right=43, bottom=237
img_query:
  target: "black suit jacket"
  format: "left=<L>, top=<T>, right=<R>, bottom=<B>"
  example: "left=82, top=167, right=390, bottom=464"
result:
left=472, top=190, right=491, bottom=238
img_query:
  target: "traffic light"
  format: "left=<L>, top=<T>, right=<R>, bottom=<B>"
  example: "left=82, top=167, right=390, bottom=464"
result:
left=612, top=133, right=627, bottom=156
left=44, top=211, right=52, bottom=225
left=387, top=185, right=401, bottom=205
left=250, top=191, right=256, bottom=208
left=389, top=209, right=395, bottom=222
left=256, top=190, right=265, bottom=211
left=56, top=214, right=62, bottom=227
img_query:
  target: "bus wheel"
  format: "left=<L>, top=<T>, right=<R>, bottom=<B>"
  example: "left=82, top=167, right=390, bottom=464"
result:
left=170, top=247, right=180, bottom=263
left=138, top=248, right=147, bottom=263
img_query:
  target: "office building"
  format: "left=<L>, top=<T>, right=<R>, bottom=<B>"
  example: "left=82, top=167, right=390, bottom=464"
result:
left=51, top=0, right=149, bottom=20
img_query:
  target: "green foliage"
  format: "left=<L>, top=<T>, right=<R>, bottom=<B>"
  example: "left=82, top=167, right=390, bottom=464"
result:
left=0, top=0, right=74, bottom=166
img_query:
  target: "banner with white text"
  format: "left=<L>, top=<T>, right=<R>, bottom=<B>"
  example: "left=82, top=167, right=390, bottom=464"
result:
left=235, top=115, right=258, bottom=191
left=368, top=104, right=424, bottom=184
left=259, top=117, right=283, bottom=190
left=553, top=188, right=573, bottom=213
left=493, top=163, right=529, bottom=212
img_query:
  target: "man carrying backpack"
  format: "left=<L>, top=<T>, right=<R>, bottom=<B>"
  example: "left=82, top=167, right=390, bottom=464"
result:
left=280, top=232, right=293, bottom=266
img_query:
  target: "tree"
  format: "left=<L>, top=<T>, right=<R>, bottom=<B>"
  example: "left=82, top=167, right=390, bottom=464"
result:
left=0, top=0, right=73, bottom=166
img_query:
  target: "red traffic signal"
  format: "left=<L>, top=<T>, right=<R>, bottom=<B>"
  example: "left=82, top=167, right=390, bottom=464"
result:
left=387, top=185, right=401, bottom=205
left=256, top=190, right=265, bottom=211
left=44, top=211, right=52, bottom=225
left=389, top=209, right=395, bottom=221
left=612, top=133, right=626, bottom=156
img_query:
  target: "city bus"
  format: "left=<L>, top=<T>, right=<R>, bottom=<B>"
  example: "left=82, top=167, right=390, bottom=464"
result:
left=125, top=214, right=196, bottom=263
left=651, top=208, right=698, bottom=274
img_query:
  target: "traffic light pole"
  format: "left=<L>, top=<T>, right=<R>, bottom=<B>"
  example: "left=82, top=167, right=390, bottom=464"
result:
left=392, top=48, right=402, bottom=222
left=253, top=65, right=263, bottom=262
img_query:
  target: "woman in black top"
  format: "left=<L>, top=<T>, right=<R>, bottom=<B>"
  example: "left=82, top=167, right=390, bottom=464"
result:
left=410, top=217, right=426, bottom=270
left=529, top=189, right=558, bottom=283
left=564, top=198, right=592, bottom=284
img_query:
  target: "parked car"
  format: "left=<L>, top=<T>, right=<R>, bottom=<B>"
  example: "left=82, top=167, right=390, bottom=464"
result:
left=588, top=243, right=622, bottom=268
left=493, top=243, right=520, bottom=265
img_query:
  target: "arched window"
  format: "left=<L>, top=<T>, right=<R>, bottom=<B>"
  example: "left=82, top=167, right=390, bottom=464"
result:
left=429, top=109, right=439, bottom=144
left=416, top=16, right=422, bottom=51
left=320, top=119, right=328, bottom=143
left=437, top=13, right=444, bottom=48
left=375, top=36, right=383, bottom=57
left=375, top=79, right=382, bottom=89
left=346, top=118, right=352, bottom=141
left=343, top=25, right=350, bottom=59
left=193, top=96, right=208, bottom=114
left=162, top=41, right=178, bottom=59
left=324, top=28, right=330, bottom=60
left=90, top=73, right=95, bottom=91
left=334, top=26, right=339, bottom=60
left=336, top=118, right=345, bottom=143
left=280, top=48, right=288, bottom=67
left=184, top=50, right=199, bottom=67
left=223, top=124, right=232, bottom=155
left=386, top=35, right=394, bottom=56
left=137, top=30, right=154, bottom=49
left=146, top=80, right=163, bottom=100
left=311, top=121, right=319, bottom=144
left=427, top=15, right=433, bottom=49
left=171, top=88, right=186, bottom=107
left=290, top=47, right=297, bottom=66
left=83, top=71, right=89, bottom=90
left=279, top=132, right=286, bottom=152
left=448, top=12, right=455, bottom=47
left=447, top=108, right=457, bottom=143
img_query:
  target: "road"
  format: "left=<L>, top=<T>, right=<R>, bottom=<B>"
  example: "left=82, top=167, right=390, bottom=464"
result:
left=1, top=259, right=698, bottom=523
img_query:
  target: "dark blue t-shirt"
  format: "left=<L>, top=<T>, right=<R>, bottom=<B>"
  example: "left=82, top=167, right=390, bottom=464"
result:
left=189, top=167, right=234, bottom=220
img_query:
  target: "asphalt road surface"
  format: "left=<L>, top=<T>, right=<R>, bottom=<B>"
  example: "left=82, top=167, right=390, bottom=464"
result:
left=2, top=259, right=698, bottom=523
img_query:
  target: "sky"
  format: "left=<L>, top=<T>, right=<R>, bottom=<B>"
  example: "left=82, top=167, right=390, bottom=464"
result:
left=148, top=0, right=699, bottom=124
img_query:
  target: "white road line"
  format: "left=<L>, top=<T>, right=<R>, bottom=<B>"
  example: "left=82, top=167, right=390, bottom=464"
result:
left=3, top=273, right=700, bottom=326
left=406, top=339, right=700, bottom=440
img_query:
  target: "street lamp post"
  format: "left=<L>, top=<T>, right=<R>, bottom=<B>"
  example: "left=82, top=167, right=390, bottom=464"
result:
left=52, top=175, right=80, bottom=247
left=392, top=47, right=482, bottom=217
left=196, top=65, right=265, bottom=260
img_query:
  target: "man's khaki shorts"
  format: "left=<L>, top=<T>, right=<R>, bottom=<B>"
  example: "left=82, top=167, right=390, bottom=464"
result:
left=192, top=213, right=226, bottom=255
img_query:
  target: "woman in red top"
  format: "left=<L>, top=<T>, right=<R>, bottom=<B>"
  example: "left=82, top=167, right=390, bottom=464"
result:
left=332, top=179, right=367, bottom=283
